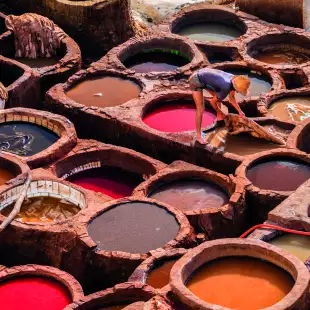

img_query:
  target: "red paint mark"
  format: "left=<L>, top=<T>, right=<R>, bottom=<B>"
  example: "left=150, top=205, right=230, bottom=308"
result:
left=67, top=167, right=142, bottom=199
left=0, top=276, right=71, bottom=310
left=143, top=101, right=216, bottom=132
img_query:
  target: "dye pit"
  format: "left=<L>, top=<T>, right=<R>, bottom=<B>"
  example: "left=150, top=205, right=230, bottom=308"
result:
left=254, top=51, right=310, bottom=65
left=268, top=96, right=310, bottom=122
left=87, top=202, right=180, bottom=253
left=0, top=167, right=15, bottom=185
left=98, top=305, right=129, bottom=310
left=148, top=179, right=229, bottom=212
left=246, top=159, right=310, bottom=191
left=143, top=99, right=216, bottom=132
left=0, top=196, right=80, bottom=223
left=146, top=259, right=178, bottom=288
left=0, top=122, right=59, bottom=156
left=66, top=76, right=141, bottom=108
left=269, top=234, right=310, bottom=262
left=177, top=22, right=243, bottom=42
left=186, top=256, right=294, bottom=310
left=67, top=166, right=143, bottom=198
left=16, top=57, right=60, bottom=68
left=123, top=50, right=189, bottom=73
left=0, top=276, right=72, bottom=310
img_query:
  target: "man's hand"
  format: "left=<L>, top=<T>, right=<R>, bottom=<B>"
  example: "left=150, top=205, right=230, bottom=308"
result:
left=238, top=110, right=245, bottom=117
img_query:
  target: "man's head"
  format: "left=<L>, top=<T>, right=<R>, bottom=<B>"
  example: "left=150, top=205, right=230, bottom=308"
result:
left=232, top=75, right=251, bottom=96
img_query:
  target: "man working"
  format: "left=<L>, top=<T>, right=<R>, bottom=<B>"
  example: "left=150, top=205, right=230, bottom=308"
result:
left=189, top=68, right=251, bottom=144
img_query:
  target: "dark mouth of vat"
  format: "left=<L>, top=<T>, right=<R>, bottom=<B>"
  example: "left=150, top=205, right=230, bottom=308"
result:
left=122, top=49, right=190, bottom=73
left=246, top=157, right=310, bottom=191
left=66, top=166, right=143, bottom=199
left=186, top=256, right=294, bottom=310
left=0, top=121, right=59, bottom=156
left=142, top=99, right=216, bottom=132
left=66, top=76, right=141, bottom=108
left=0, top=196, right=81, bottom=223
left=268, top=96, right=310, bottom=123
left=87, top=201, right=180, bottom=253
left=0, top=62, right=24, bottom=87
left=176, top=22, right=243, bottom=42
left=0, top=275, right=72, bottom=310
left=147, top=178, right=229, bottom=212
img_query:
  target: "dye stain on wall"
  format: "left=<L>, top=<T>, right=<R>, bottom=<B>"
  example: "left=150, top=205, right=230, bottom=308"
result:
left=177, top=22, right=243, bottom=42
left=148, top=179, right=229, bottom=212
left=66, top=76, right=141, bottom=108
left=0, top=276, right=72, bottom=310
left=0, top=122, right=59, bottom=156
left=143, top=99, right=216, bottom=132
left=246, top=159, right=310, bottom=191
left=88, top=202, right=180, bottom=253
left=67, top=166, right=143, bottom=199
left=0, top=196, right=80, bottom=223
left=187, top=256, right=294, bottom=310
left=123, top=50, right=189, bottom=73
left=268, top=96, right=310, bottom=122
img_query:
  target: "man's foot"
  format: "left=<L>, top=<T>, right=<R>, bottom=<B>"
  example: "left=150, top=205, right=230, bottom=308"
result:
left=195, top=135, right=208, bottom=145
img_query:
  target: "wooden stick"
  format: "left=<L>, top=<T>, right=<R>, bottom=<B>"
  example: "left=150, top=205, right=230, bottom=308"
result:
left=0, top=172, right=31, bottom=231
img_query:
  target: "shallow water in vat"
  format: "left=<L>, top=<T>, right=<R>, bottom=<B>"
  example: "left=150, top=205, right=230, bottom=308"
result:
left=0, top=276, right=72, bottom=310
left=268, top=96, right=310, bottom=122
left=143, top=100, right=216, bottom=132
left=88, top=202, right=180, bottom=253
left=67, top=166, right=142, bottom=199
left=149, top=179, right=229, bottom=212
left=225, top=69, right=271, bottom=100
left=177, top=22, right=242, bottom=42
left=123, top=51, right=189, bottom=73
left=147, top=258, right=178, bottom=288
left=0, top=196, right=80, bottom=223
left=16, top=57, right=60, bottom=68
left=0, top=168, right=15, bottom=185
left=66, top=76, right=141, bottom=108
left=187, top=256, right=294, bottom=310
left=255, top=51, right=310, bottom=65
left=0, top=122, right=59, bottom=156
left=246, top=159, right=310, bottom=191
left=270, top=234, right=310, bottom=262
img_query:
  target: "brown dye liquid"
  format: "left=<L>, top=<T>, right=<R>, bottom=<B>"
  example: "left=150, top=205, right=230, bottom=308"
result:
left=147, top=259, right=178, bottom=288
left=187, top=256, right=294, bottom=310
left=16, top=57, right=60, bottom=68
left=255, top=51, right=310, bottom=65
left=87, top=202, right=180, bottom=253
left=148, top=179, right=229, bottom=212
left=66, top=76, right=141, bottom=108
left=0, top=196, right=80, bottom=223
left=0, top=168, right=14, bottom=186
left=246, top=159, right=310, bottom=191
left=269, top=96, right=310, bottom=122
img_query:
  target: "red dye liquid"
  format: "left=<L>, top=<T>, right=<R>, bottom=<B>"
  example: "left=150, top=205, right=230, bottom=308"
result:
left=67, top=166, right=142, bottom=199
left=0, top=276, right=72, bottom=310
left=143, top=100, right=216, bottom=132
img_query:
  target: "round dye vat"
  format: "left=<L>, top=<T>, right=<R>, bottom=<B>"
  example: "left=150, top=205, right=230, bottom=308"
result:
left=0, top=168, right=15, bottom=186
left=0, top=122, right=59, bottom=156
left=254, top=51, right=310, bottom=65
left=67, top=166, right=142, bottom=199
left=270, top=234, right=310, bottom=262
left=0, top=196, right=80, bottom=223
left=147, top=259, right=178, bottom=289
left=0, top=276, right=72, bottom=310
left=16, top=57, right=60, bottom=68
left=148, top=179, right=229, bottom=212
left=246, top=159, right=310, bottom=191
left=143, top=100, right=216, bottom=132
left=225, top=69, right=271, bottom=100
left=123, top=50, right=189, bottom=73
left=88, top=202, right=180, bottom=253
left=268, top=96, right=310, bottom=122
left=186, top=256, right=294, bottom=310
left=66, top=76, right=141, bottom=108
left=177, top=22, right=243, bottom=42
